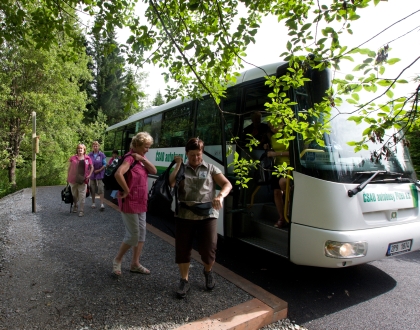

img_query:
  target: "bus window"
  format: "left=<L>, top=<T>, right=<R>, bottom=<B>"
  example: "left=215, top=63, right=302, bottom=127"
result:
left=143, top=117, right=152, bottom=135
left=160, top=104, right=192, bottom=147
left=196, top=98, right=221, bottom=144
left=123, top=123, right=137, bottom=153
left=196, top=98, right=222, bottom=160
left=222, top=87, right=240, bottom=140
left=151, top=114, right=162, bottom=146
left=293, top=85, right=315, bottom=153
left=114, top=130, right=123, bottom=154
left=240, top=83, right=271, bottom=156
left=243, top=84, right=271, bottom=115
left=135, top=120, right=143, bottom=133
left=104, top=131, right=116, bottom=155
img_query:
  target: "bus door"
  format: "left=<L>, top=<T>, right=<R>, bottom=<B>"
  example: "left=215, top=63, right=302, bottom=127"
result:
left=228, top=81, right=290, bottom=258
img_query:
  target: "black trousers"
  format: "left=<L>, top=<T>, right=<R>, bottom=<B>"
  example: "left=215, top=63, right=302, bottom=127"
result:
left=175, top=218, right=217, bottom=265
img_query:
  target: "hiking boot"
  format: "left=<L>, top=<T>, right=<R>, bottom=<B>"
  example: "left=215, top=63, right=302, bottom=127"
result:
left=203, top=268, right=215, bottom=290
left=176, top=278, right=190, bottom=299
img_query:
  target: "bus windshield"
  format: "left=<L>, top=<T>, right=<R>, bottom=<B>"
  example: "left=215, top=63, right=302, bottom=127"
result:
left=297, top=102, right=417, bottom=184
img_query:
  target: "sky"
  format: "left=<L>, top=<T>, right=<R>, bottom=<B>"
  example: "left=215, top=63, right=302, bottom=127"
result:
left=118, top=0, right=420, bottom=105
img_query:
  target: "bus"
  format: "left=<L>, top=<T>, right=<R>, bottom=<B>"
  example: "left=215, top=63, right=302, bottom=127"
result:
left=105, top=62, right=420, bottom=268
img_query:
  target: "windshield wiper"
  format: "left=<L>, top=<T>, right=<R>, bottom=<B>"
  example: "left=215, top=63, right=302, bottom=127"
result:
left=395, top=177, right=420, bottom=188
left=351, top=171, right=403, bottom=183
left=348, top=171, right=403, bottom=197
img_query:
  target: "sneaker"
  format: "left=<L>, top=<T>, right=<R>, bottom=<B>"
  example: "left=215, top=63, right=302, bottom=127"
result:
left=91, top=204, right=96, bottom=209
left=72, top=205, right=78, bottom=213
left=100, top=204, right=105, bottom=211
left=203, top=268, right=215, bottom=290
left=176, top=278, right=190, bottom=299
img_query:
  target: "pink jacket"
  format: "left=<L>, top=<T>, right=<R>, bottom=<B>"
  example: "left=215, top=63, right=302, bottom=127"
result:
left=118, top=152, right=149, bottom=214
left=67, top=155, right=93, bottom=184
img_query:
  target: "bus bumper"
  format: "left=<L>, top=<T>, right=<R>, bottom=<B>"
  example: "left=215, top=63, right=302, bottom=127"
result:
left=290, top=221, right=420, bottom=268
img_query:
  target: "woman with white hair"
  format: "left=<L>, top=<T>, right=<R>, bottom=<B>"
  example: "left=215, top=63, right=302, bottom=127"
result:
left=112, top=132, right=157, bottom=276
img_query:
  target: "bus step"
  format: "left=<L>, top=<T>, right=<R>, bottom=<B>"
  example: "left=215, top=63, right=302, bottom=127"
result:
left=238, top=235, right=288, bottom=258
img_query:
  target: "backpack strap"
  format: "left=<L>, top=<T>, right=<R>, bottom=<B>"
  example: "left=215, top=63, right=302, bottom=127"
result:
left=121, top=153, right=138, bottom=171
left=165, top=160, right=185, bottom=215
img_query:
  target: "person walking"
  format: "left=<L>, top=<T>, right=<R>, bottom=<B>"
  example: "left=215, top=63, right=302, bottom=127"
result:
left=106, top=149, right=121, bottom=199
left=112, top=132, right=157, bottom=276
left=67, top=143, right=94, bottom=217
left=88, top=141, right=107, bottom=211
left=169, top=138, right=232, bottom=298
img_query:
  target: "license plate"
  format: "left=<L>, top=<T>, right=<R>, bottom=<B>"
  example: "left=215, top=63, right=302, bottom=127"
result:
left=386, top=239, right=412, bottom=256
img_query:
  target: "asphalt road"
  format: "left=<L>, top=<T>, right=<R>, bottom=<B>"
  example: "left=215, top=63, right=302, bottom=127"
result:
left=147, top=214, right=420, bottom=330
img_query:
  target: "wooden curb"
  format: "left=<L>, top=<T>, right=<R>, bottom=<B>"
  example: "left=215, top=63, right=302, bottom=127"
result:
left=104, top=199, right=288, bottom=329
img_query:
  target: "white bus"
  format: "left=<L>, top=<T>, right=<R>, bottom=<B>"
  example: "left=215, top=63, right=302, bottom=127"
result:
left=105, top=62, right=420, bottom=268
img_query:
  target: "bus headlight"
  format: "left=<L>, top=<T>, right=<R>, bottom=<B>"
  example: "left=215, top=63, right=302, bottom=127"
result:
left=324, top=241, right=368, bottom=259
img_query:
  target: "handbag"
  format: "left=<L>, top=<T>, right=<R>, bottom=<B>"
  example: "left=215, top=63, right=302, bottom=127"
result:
left=75, top=157, right=86, bottom=184
left=75, top=174, right=85, bottom=184
left=61, top=184, right=73, bottom=213
left=257, top=151, right=274, bottom=185
left=148, top=160, right=185, bottom=217
left=180, top=202, right=213, bottom=216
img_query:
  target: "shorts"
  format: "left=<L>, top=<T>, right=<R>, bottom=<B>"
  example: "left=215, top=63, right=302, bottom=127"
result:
left=90, top=179, right=104, bottom=196
left=121, top=212, right=147, bottom=246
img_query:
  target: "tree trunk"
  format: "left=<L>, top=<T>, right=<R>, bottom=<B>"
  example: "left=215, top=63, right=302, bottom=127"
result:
left=8, top=117, right=22, bottom=190
left=8, top=158, right=17, bottom=191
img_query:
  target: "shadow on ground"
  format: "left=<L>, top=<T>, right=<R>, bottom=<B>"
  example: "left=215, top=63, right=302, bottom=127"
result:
left=147, top=213, right=399, bottom=325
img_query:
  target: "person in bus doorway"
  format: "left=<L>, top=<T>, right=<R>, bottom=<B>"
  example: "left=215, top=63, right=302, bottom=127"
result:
left=169, top=138, right=232, bottom=299
left=266, top=123, right=290, bottom=228
left=242, top=111, right=271, bottom=149
left=67, top=143, right=94, bottom=217
left=106, top=149, right=120, bottom=199
left=112, top=132, right=157, bottom=277
left=88, top=141, right=107, bottom=211
left=107, top=149, right=120, bottom=170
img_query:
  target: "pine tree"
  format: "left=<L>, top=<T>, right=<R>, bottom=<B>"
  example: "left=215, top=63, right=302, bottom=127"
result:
left=152, top=91, right=165, bottom=106
left=86, top=24, right=147, bottom=125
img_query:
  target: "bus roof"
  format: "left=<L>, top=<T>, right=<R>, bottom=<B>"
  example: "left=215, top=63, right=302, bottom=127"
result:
left=106, top=61, right=286, bottom=132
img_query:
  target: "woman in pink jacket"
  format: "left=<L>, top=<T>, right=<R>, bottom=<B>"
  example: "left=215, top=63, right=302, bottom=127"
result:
left=112, top=132, right=157, bottom=276
left=67, top=143, right=94, bottom=217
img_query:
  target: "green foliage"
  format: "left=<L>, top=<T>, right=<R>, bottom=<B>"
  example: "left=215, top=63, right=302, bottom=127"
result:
left=272, top=162, right=294, bottom=181
left=2, top=0, right=420, bottom=189
left=77, top=110, right=109, bottom=145
left=228, top=151, right=257, bottom=188
left=0, top=4, right=91, bottom=192
left=85, top=26, right=147, bottom=125
left=152, top=90, right=165, bottom=106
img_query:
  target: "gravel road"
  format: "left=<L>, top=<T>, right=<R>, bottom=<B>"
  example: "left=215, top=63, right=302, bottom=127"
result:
left=0, top=187, right=307, bottom=330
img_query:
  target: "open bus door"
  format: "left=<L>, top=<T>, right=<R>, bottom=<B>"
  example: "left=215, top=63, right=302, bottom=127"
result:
left=225, top=81, right=299, bottom=258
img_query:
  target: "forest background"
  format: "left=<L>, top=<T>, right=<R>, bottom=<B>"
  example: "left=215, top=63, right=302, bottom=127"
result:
left=0, top=0, right=419, bottom=198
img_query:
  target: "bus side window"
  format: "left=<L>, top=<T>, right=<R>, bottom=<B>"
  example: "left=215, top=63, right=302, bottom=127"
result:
left=161, top=104, right=192, bottom=148
left=196, top=98, right=221, bottom=147
left=151, top=114, right=162, bottom=147
left=114, top=130, right=124, bottom=154
left=104, top=131, right=116, bottom=155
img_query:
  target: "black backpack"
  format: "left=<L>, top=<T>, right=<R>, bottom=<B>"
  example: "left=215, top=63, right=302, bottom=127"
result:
left=257, top=151, right=274, bottom=185
left=61, top=184, right=73, bottom=212
left=102, top=154, right=137, bottom=191
left=148, top=160, right=185, bottom=217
